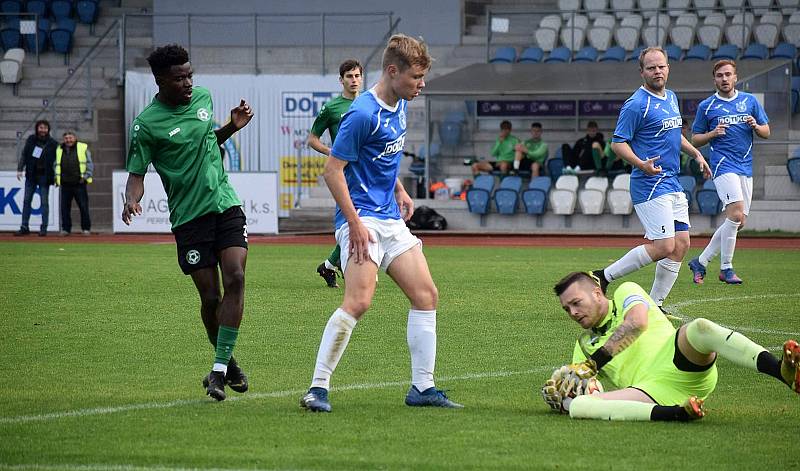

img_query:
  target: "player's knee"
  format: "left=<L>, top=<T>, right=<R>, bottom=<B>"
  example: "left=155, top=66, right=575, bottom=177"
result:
left=343, top=298, right=372, bottom=317
left=651, top=240, right=674, bottom=260
left=223, top=268, right=245, bottom=294
left=199, top=292, right=221, bottom=309
left=412, top=283, right=438, bottom=310
left=689, top=317, right=714, bottom=335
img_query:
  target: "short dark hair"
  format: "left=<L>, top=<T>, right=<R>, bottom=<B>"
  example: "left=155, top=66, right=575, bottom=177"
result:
left=147, top=44, right=190, bottom=77
left=531, top=122, right=542, bottom=129
left=553, top=271, right=600, bottom=296
left=339, top=59, right=363, bottom=78
left=35, top=119, right=50, bottom=132
left=587, top=120, right=599, bottom=129
left=500, top=120, right=512, bottom=130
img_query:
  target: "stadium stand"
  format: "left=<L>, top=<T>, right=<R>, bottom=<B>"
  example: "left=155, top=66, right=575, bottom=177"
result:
left=574, top=45, right=599, bottom=62
left=76, top=0, right=100, bottom=28
left=490, top=46, right=516, bottom=63
left=0, top=17, right=21, bottom=50
left=51, top=0, right=73, bottom=21
left=697, top=182, right=723, bottom=215
left=607, top=174, right=633, bottom=215
left=494, top=175, right=523, bottom=214
left=50, top=17, right=75, bottom=63
left=611, top=0, right=635, bottom=19
left=0, top=46, right=23, bottom=93
left=549, top=174, right=579, bottom=215
left=578, top=176, right=609, bottom=214
left=545, top=46, right=572, bottom=62
left=679, top=175, right=697, bottom=210
left=585, top=0, right=608, bottom=20
left=665, top=43, right=683, bottom=60
left=684, top=43, right=712, bottom=60
left=24, top=17, right=49, bottom=53
left=466, top=174, right=495, bottom=215
left=535, top=27, right=559, bottom=52
left=788, top=156, right=800, bottom=183
left=598, top=45, right=626, bottom=61
left=711, top=43, right=740, bottom=60
left=546, top=155, right=564, bottom=182
left=694, top=0, right=718, bottom=18
left=522, top=176, right=551, bottom=215
left=518, top=46, right=544, bottom=63
left=25, top=0, right=47, bottom=17
left=740, top=43, right=768, bottom=60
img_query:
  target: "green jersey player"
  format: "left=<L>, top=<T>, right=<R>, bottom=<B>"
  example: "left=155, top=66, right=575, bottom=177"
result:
left=542, top=272, right=799, bottom=421
left=121, top=44, right=254, bottom=401
left=309, top=59, right=363, bottom=289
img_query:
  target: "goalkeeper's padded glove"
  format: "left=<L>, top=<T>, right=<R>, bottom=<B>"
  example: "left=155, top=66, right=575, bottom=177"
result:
left=541, top=379, right=566, bottom=413
left=568, top=358, right=598, bottom=379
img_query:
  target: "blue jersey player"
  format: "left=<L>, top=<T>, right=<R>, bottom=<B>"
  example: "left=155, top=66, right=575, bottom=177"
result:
left=593, top=47, right=711, bottom=310
left=688, top=60, right=770, bottom=285
left=300, top=34, right=463, bottom=413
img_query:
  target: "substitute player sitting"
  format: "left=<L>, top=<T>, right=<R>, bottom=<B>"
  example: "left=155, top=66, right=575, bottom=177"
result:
left=688, top=60, right=770, bottom=285
left=541, top=271, right=799, bottom=421
left=300, top=34, right=462, bottom=412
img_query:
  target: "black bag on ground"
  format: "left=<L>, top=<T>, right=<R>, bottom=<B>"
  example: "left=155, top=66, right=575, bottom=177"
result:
left=407, top=205, right=447, bottom=230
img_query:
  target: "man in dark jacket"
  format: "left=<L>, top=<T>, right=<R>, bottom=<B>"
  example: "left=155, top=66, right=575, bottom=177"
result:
left=562, top=121, right=605, bottom=174
left=16, top=120, right=58, bottom=236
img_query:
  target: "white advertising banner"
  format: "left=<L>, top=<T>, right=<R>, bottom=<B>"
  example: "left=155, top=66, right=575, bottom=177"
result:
left=0, top=171, right=60, bottom=231
left=112, top=171, right=279, bottom=234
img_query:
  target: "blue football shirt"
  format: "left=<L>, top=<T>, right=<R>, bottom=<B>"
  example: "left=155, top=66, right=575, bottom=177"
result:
left=613, top=87, right=684, bottom=204
left=330, top=89, right=407, bottom=230
left=692, top=91, right=768, bottom=178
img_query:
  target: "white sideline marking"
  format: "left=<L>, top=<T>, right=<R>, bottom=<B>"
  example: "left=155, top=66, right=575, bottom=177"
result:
left=0, top=368, right=550, bottom=426
left=666, top=293, right=800, bottom=337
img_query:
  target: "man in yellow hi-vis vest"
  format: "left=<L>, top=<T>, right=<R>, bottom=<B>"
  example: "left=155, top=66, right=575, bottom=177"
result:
left=56, top=131, right=94, bottom=235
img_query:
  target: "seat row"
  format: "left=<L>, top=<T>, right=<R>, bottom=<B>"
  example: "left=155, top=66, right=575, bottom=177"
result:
left=0, top=0, right=98, bottom=26
left=0, top=17, right=75, bottom=57
left=556, top=0, right=798, bottom=20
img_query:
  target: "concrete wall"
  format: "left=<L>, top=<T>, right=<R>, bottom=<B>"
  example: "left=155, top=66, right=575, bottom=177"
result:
left=152, top=0, right=462, bottom=46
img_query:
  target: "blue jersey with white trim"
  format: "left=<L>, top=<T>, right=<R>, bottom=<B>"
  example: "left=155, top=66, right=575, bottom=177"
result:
left=330, top=90, right=407, bottom=230
left=692, top=91, right=768, bottom=178
left=613, top=87, right=683, bottom=204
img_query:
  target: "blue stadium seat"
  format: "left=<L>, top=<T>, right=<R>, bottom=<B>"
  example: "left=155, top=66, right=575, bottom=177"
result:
left=494, top=175, right=523, bottom=214
left=740, top=43, right=768, bottom=60
left=598, top=46, right=625, bottom=62
left=50, top=19, right=75, bottom=63
left=665, top=44, right=682, bottom=61
left=627, top=46, right=644, bottom=62
left=521, top=176, right=551, bottom=215
left=696, top=187, right=722, bottom=215
left=0, top=0, right=21, bottom=17
left=54, top=17, right=75, bottom=33
left=25, top=0, right=48, bottom=17
left=684, top=44, right=711, bottom=61
left=50, top=0, right=72, bottom=20
left=24, top=17, right=49, bottom=52
left=76, top=0, right=99, bottom=25
left=573, top=46, right=598, bottom=62
left=787, top=157, right=800, bottom=184
left=711, top=44, right=739, bottom=60
left=490, top=46, right=516, bottom=63
left=518, top=46, right=544, bottom=63
left=466, top=174, right=495, bottom=214
left=439, top=111, right=463, bottom=147
left=545, top=46, right=571, bottom=63
left=771, top=42, right=797, bottom=60
left=0, top=18, right=21, bottom=50
left=546, top=156, right=563, bottom=182
left=679, top=175, right=696, bottom=208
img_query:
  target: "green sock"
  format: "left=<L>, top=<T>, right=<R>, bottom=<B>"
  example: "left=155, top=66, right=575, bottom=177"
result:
left=569, top=395, right=654, bottom=421
left=685, top=318, right=765, bottom=371
left=214, top=325, right=239, bottom=366
left=327, top=245, right=341, bottom=269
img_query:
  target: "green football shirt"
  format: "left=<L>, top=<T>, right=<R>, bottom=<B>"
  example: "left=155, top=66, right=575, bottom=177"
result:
left=126, top=86, right=241, bottom=229
left=571, top=282, right=676, bottom=390
left=490, top=135, right=519, bottom=162
left=310, top=95, right=354, bottom=144
left=523, top=139, right=548, bottom=164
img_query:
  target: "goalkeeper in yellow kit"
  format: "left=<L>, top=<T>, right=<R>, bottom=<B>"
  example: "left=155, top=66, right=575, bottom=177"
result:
left=541, top=271, right=800, bottom=421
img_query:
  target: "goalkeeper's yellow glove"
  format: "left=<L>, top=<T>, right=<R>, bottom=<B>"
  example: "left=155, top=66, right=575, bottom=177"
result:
left=541, top=379, right=566, bottom=413
left=568, top=358, right=598, bottom=379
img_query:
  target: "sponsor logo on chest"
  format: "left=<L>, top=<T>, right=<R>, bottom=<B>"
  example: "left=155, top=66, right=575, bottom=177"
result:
left=717, top=114, right=750, bottom=126
left=374, top=134, right=406, bottom=161
left=659, top=116, right=682, bottom=133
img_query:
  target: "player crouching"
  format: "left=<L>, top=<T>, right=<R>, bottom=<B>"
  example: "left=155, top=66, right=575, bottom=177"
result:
left=540, top=271, right=799, bottom=421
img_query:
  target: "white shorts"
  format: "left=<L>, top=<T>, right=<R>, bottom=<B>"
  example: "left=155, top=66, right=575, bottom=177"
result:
left=335, top=216, right=422, bottom=273
left=634, top=192, right=691, bottom=240
left=713, top=173, right=752, bottom=215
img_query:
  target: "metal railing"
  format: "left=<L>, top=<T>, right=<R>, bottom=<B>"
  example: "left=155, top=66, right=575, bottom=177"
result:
left=118, top=12, right=395, bottom=81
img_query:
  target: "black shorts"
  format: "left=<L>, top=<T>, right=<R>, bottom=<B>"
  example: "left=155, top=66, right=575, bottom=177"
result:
left=172, top=206, right=248, bottom=275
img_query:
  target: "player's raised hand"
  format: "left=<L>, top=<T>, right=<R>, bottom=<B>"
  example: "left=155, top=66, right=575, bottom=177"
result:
left=745, top=116, right=758, bottom=129
left=230, top=99, right=254, bottom=130
left=713, top=123, right=729, bottom=136
left=121, top=201, right=142, bottom=225
left=640, top=156, right=662, bottom=176
left=347, top=219, right=375, bottom=265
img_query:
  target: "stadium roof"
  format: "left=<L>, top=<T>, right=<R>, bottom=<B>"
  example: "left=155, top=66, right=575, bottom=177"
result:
left=423, top=60, right=790, bottom=96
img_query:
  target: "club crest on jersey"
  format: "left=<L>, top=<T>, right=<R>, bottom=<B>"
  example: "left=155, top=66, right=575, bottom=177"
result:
left=374, top=134, right=405, bottom=160
left=399, top=110, right=406, bottom=130
left=197, top=108, right=210, bottom=121
left=735, top=99, right=747, bottom=113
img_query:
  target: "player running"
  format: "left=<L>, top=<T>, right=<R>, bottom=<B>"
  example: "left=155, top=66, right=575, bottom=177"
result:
left=541, top=271, right=800, bottom=421
left=122, top=44, right=254, bottom=401
left=593, top=47, right=711, bottom=310
left=300, top=34, right=463, bottom=412
left=308, top=59, right=364, bottom=288
left=688, top=60, right=770, bottom=285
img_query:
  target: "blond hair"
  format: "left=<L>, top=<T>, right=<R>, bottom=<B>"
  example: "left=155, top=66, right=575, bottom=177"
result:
left=382, top=34, right=432, bottom=72
left=713, top=59, right=736, bottom=75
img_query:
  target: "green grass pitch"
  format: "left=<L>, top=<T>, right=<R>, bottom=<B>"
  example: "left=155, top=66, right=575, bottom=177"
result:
left=1, top=241, right=798, bottom=470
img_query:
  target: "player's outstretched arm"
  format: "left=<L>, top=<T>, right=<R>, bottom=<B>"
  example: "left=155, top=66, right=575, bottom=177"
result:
left=680, top=134, right=711, bottom=179
left=214, top=99, right=254, bottom=146
left=323, top=155, right=374, bottom=264
left=121, top=173, right=145, bottom=225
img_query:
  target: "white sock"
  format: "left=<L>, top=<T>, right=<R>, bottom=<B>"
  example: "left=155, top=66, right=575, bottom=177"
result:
left=698, top=223, right=723, bottom=267
left=310, top=308, right=358, bottom=390
left=604, top=245, right=653, bottom=282
left=650, top=258, right=681, bottom=306
left=212, top=363, right=227, bottom=374
left=719, top=218, right=741, bottom=270
left=324, top=260, right=336, bottom=270
left=407, top=309, right=437, bottom=392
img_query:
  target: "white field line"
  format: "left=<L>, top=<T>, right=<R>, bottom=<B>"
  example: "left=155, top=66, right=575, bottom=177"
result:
left=665, top=293, right=800, bottom=337
left=0, top=368, right=551, bottom=426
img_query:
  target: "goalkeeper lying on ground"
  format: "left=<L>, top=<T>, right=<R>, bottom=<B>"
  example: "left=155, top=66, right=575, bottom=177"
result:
left=541, top=271, right=799, bottom=421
